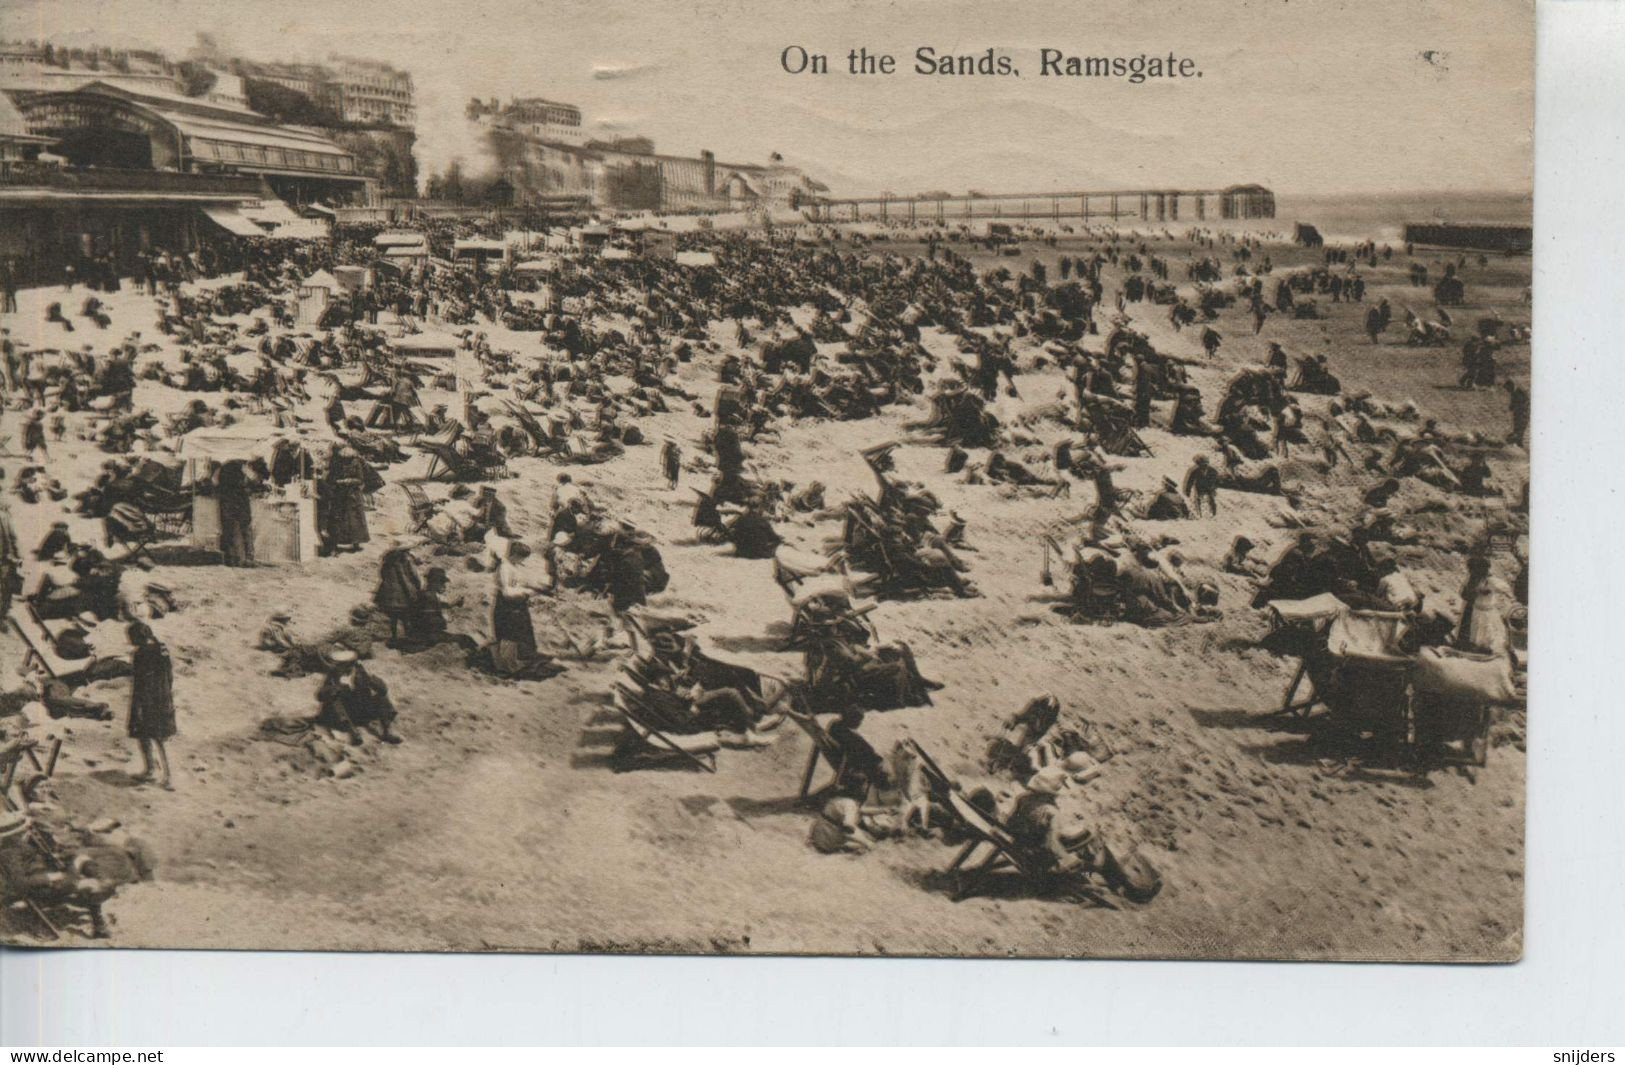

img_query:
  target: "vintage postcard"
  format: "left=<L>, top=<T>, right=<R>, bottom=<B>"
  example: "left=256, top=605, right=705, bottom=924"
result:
left=0, top=0, right=1530, bottom=959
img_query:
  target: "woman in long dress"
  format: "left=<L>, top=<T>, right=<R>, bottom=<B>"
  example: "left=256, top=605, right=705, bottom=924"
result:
left=127, top=621, right=175, bottom=789
left=319, top=445, right=371, bottom=554
left=373, top=539, right=422, bottom=645
left=216, top=460, right=254, bottom=567
left=1458, top=572, right=1513, bottom=655
left=489, top=541, right=561, bottom=678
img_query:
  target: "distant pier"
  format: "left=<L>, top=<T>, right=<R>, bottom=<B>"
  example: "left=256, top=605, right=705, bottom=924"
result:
left=805, top=183, right=1275, bottom=224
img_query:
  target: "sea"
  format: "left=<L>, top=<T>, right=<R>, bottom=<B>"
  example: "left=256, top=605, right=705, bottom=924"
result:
left=1273, top=191, right=1533, bottom=244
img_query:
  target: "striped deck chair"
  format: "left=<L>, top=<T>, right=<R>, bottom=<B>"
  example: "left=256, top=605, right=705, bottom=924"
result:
left=612, top=683, right=719, bottom=773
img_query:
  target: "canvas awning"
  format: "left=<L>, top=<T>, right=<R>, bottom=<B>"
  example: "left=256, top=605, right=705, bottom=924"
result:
left=177, top=427, right=302, bottom=466
left=244, top=199, right=304, bottom=226
left=201, top=205, right=267, bottom=237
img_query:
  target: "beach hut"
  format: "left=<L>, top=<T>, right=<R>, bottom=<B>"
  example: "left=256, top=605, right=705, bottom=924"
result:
left=374, top=232, right=430, bottom=266
left=296, top=270, right=342, bottom=327
left=452, top=238, right=510, bottom=271
left=373, top=233, right=428, bottom=270
left=177, top=429, right=318, bottom=564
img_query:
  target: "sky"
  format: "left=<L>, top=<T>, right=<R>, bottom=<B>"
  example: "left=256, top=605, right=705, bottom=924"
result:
left=1, top=0, right=1534, bottom=197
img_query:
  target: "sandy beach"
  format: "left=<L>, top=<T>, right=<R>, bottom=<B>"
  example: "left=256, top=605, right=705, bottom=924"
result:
left=0, top=220, right=1528, bottom=960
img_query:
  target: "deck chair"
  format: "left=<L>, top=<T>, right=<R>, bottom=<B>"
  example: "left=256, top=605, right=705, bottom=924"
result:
left=1261, top=596, right=1344, bottom=717
left=1101, top=422, right=1153, bottom=458
left=0, top=735, right=101, bottom=939
left=938, top=789, right=1049, bottom=901
left=415, top=439, right=479, bottom=482
left=7, top=603, right=107, bottom=684
left=772, top=546, right=843, bottom=593
left=786, top=709, right=872, bottom=804
left=10, top=603, right=78, bottom=681
left=119, top=478, right=192, bottom=540
left=103, top=500, right=161, bottom=566
left=399, top=483, right=436, bottom=534
left=784, top=586, right=879, bottom=651
left=613, top=684, right=718, bottom=773
left=1, top=737, right=63, bottom=810
left=905, top=740, right=1090, bottom=902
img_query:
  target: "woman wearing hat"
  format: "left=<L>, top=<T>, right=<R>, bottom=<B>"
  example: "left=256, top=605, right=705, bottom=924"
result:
left=373, top=537, right=423, bottom=646
left=127, top=621, right=176, bottom=789
left=487, top=541, right=560, bottom=679
left=315, top=648, right=399, bottom=745
left=317, top=444, right=371, bottom=555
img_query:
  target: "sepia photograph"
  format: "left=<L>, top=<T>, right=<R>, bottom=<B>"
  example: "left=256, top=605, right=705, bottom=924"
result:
left=0, top=0, right=1532, bottom=961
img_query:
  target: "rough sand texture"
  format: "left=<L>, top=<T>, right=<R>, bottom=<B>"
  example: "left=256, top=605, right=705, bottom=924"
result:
left=0, top=227, right=1527, bottom=959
